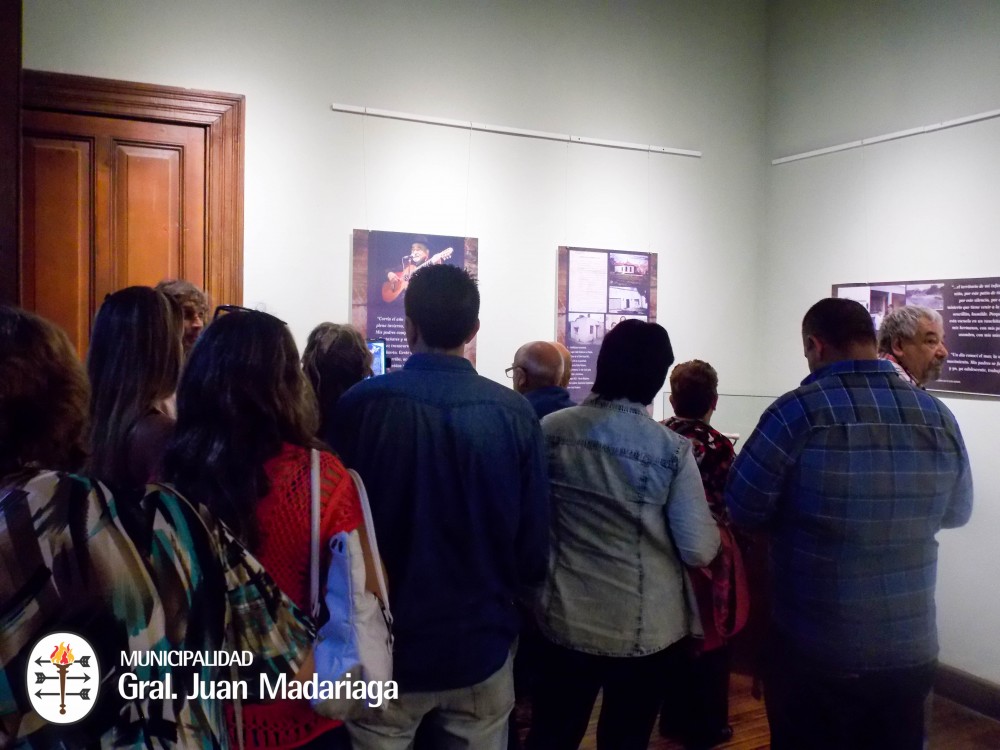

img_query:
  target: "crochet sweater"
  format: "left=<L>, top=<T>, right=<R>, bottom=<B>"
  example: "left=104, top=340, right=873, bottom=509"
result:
left=230, top=443, right=362, bottom=749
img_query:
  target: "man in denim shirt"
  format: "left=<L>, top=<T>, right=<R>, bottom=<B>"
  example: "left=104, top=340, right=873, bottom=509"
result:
left=726, top=298, right=973, bottom=750
left=332, top=265, right=549, bottom=750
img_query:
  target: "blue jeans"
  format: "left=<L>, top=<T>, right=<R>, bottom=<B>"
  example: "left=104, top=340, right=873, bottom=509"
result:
left=347, top=653, right=514, bottom=750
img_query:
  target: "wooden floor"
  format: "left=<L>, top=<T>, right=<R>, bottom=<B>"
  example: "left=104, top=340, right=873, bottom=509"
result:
left=573, top=672, right=1000, bottom=749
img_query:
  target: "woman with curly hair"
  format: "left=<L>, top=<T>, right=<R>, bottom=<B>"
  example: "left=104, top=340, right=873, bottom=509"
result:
left=164, top=307, right=376, bottom=750
left=0, top=305, right=314, bottom=748
left=87, top=286, right=182, bottom=489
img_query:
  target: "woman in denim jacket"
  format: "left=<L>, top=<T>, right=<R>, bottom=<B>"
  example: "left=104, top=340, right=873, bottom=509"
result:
left=527, top=320, right=720, bottom=750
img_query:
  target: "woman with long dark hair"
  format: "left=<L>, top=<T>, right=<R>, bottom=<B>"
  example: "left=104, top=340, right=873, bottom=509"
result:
left=0, top=305, right=313, bottom=748
left=164, top=307, right=371, bottom=750
left=87, top=285, right=181, bottom=488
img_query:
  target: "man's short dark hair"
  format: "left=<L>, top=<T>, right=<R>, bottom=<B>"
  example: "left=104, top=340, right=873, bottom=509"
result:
left=405, top=265, right=479, bottom=349
left=592, top=319, right=673, bottom=405
left=802, top=298, right=876, bottom=348
left=670, top=360, right=718, bottom=419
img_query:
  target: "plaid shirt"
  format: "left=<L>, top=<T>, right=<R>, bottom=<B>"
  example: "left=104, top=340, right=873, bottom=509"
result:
left=725, top=359, right=972, bottom=672
left=0, top=471, right=314, bottom=749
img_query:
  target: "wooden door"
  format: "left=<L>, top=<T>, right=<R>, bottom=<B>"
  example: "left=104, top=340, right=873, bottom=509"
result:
left=19, top=71, right=244, bottom=355
left=22, top=112, right=206, bottom=353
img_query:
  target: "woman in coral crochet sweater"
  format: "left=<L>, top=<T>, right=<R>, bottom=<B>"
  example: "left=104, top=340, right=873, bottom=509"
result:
left=164, top=307, right=370, bottom=750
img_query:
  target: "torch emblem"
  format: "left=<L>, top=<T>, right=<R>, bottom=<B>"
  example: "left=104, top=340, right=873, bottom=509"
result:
left=26, top=632, right=99, bottom=724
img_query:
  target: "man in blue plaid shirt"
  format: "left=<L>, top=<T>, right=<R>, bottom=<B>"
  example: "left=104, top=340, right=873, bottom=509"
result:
left=726, top=297, right=973, bottom=750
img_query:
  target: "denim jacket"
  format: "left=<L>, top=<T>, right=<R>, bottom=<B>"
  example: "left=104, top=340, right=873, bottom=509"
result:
left=535, top=395, right=720, bottom=657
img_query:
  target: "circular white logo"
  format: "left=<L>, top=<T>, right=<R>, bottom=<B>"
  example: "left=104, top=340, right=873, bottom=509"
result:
left=25, top=632, right=100, bottom=724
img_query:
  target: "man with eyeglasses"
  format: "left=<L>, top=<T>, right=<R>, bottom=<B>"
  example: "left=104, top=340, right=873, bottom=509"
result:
left=332, top=264, right=549, bottom=750
left=507, top=341, right=575, bottom=420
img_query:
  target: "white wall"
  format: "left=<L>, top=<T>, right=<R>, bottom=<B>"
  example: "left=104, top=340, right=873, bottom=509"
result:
left=24, top=0, right=1000, bottom=685
left=23, top=0, right=768, bottom=418
left=765, top=0, right=1000, bottom=683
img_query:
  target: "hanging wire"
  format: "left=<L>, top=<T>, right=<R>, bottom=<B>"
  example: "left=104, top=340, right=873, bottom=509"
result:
left=361, top=112, right=370, bottom=230
left=464, top=123, right=473, bottom=239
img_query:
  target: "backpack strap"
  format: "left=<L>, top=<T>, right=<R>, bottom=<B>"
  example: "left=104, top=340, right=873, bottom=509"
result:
left=309, top=448, right=322, bottom=620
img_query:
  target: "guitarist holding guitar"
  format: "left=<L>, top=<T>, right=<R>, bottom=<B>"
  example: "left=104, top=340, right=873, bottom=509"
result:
left=382, top=238, right=454, bottom=303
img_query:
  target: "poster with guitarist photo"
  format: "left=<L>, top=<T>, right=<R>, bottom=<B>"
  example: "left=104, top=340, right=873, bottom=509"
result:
left=352, top=229, right=479, bottom=370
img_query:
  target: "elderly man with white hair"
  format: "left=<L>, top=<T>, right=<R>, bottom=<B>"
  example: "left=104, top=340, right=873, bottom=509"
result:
left=877, top=305, right=949, bottom=388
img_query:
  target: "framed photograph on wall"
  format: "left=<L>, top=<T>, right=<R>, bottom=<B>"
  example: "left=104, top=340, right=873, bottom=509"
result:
left=557, top=247, right=657, bottom=402
left=352, top=229, right=479, bottom=369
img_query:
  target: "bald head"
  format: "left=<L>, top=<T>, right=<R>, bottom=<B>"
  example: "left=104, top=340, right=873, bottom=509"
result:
left=551, top=341, right=572, bottom=388
left=512, top=341, right=564, bottom=394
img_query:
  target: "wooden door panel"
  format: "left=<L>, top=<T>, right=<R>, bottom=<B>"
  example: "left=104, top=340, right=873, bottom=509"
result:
left=21, top=108, right=207, bottom=348
left=19, top=71, right=244, bottom=355
left=20, top=135, right=92, bottom=355
left=102, top=117, right=205, bottom=292
left=115, top=143, right=181, bottom=286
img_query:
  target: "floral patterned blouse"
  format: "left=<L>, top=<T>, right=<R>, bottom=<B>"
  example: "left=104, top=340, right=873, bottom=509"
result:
left=0, top=471, right=314, bottom=749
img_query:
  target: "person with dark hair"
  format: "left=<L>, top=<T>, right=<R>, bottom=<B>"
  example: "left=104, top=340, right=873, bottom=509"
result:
left=877, top=304, right=949, bottom=388
left=801, top=295, right=879, bottom=350
left=0, top=308, right=88, bottom=478
left=301, top=322, right=373, bottom=443
left=401, top=262, right=480, bottom=350
left=527, top=320, right=720, bottom=750
left=590, top=318, right=676, bottom=404
left=87, top=286, right=181, bottom=489
left=659, top=360, right=740, bottom=748
left=0, top=305, right=314, bottom=748
left=163, top=308, right=372, bottom=750
left=726, top=298, right=973, bottom=750
left=507, top=340, right=574, bottom=419
left=155, top=278, right=210, bottom=354
left=332, top=264, right=549, bottom=750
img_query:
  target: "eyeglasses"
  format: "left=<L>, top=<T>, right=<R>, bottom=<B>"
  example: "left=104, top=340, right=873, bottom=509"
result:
left=505, top=365, right=519, bottom=378
left=212, top=304, right=286, bottom=326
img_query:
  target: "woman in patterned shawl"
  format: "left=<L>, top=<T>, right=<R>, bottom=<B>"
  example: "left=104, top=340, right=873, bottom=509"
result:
left=0, top=305, right=314, bottom=749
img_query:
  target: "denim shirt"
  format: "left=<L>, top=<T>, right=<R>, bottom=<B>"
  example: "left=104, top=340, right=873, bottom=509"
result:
left=524, top=385, right=575, bottom=420
left=330, top=353, right=550, bottom=691
left=536, top=395, right=720, bottom=657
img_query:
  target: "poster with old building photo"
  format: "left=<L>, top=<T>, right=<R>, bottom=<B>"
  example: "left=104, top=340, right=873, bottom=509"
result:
left=558, top=246, right=658, bottom=403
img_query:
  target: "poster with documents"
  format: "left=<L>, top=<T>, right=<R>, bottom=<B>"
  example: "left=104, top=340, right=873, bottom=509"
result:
left=557, top=247, right=658, bottom=403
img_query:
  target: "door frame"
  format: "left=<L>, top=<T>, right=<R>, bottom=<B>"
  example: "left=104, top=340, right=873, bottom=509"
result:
left=18, top=70, right=244, bottom=306
left=0, top=1, right=20, bottom=305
